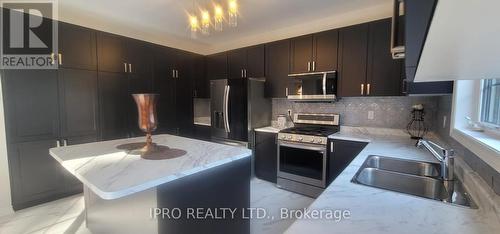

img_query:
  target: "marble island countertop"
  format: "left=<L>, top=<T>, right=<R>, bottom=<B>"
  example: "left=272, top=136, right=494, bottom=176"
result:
left=49, top=134, right=251, bottom=200
left=286, top=126, right=500, bottom=234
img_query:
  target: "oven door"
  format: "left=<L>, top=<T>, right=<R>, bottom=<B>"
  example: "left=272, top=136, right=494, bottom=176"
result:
left=277, top=141, right=327, bottom=188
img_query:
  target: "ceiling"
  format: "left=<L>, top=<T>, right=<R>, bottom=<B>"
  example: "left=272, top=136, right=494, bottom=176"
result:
left=58, top=0, right=392, bottom=55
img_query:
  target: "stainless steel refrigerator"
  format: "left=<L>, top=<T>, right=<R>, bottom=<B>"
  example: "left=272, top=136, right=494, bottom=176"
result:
left=210, top=78, right=271, bottom=146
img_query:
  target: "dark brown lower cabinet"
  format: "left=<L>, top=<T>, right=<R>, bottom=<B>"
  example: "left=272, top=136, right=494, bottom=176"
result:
left=328, top=139, right=367, bottom=184
left=7, top=139, right=80, bottom=210
left=254, top=131, right=277, bottom=183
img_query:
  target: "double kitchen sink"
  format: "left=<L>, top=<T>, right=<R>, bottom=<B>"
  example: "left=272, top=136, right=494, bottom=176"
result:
left=352, top=155, right=476, bottom=208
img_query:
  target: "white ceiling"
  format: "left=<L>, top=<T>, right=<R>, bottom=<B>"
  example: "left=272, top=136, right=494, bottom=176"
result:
left=58, top=0, right=392, bottom=55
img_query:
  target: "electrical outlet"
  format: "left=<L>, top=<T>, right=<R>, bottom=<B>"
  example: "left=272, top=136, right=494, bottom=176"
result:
left=368, top=111, right=374, bottom=120
left=443, top=115, right=447, bottom=128
left=287, top=109, right=292, bottom=117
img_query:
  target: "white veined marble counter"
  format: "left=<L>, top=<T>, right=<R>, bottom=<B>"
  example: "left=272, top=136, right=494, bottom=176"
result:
left=286, top=126, right=500, bottom=234
left=49, top=134, right=251, bottom=200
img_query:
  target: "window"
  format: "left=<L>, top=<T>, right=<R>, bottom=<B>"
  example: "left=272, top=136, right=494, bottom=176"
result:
left=481, top=79, right=500, bottom=127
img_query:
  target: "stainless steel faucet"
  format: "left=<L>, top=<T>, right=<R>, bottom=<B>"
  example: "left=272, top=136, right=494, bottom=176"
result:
left=417, top=139, right=455, bottom=181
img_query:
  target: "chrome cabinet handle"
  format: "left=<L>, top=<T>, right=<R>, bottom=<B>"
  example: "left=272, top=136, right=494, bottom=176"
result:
left=361, top=84, right=364, bottom=95
left=56, top=140, right=60, bottom=148
left=128, top=63, right=132, bottom=73
left=330, top=142, right=334, bottom=153
left=285, top=87, right=289, bottom=97
left=172, top=69, right=175, bottom=78
left=124, top=63, right=128, bottom=73
left=307, top=62, right=311, bottom=71
left=58, top=53, right=62, bottom=65
left=312, top=61, right=316, bottom=71
left=175, top=70, right=179, bottom=78
left=367, top=83, right=371, bottom=95
left=241, top=69, right=244, bottom=78
left=63, top=139, right=68, bottom=146
left=244, top=69, right=247, bottom=78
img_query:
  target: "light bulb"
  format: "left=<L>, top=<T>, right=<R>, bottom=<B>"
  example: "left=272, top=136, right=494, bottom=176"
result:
left=214, top=5, right=223, bottom=31
left=228, top=0, right=238, bottom=27
left=189, top=15, right=199, bottom=39
left=201, top=10, right=210, bottom=35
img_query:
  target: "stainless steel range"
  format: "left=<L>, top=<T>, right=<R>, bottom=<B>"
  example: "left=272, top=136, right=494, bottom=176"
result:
left=277, top=113, right=340, bottom=198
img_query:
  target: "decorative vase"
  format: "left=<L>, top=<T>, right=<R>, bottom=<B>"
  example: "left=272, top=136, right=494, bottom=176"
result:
left=406, top=104, right=428, bottom=140
left=132, top=93, right=159, bottom=156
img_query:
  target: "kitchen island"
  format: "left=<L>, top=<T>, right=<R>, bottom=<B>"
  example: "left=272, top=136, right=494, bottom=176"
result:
left=49, top=134, right=252, bottom=234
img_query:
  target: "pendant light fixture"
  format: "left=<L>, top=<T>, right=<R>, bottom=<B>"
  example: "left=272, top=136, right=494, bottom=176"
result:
left=228, top=0, right=238, bottom=27
left=214, top=4, right=224, bottom=31
left=188, top=0, right=238, bottom=38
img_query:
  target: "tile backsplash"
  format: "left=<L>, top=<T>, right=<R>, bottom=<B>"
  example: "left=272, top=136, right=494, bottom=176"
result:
left=272, top=96, right=439, bottom=130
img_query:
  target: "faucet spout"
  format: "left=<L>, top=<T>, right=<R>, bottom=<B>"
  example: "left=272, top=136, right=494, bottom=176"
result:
left=417, top=139, right=455, bottom=181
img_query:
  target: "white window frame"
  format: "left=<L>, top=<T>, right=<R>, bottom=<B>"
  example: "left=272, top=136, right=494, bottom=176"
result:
left=451, top=80, right=500, bottom=173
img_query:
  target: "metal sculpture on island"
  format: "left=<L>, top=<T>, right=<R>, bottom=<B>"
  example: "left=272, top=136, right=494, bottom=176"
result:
left=117, top=93, right=186, bottom=160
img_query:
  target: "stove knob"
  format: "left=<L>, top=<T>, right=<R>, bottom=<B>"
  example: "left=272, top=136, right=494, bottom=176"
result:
left=298, top=137, right=303, bottom=141
left=287, top=135, right=292, bottom=140
left=309, top=138, right=315, bottom=143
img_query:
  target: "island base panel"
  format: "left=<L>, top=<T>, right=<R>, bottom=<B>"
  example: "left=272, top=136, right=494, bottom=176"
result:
left=84, top=157, right=251, bottom=234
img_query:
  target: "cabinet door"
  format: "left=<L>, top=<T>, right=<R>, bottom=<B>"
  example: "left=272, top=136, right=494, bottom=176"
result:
left=405, top=0, right=437, bottom=81
left=2, top=70, right=60, bottom=143
left=367, top=19, right=403, bottom=96
left=228, top=48, right=247, bottom=79
left=98, top=72, right=129, bottom=140
left=59, top=22, right=97, bottom=70
left=8, top=139, right=64, bottom=210
left=126, top=39, right=153, bottom=75
left=193, top=56, right=208, bottom=98
left=338, top=23, right=369, bottom=97
left=313, top=30, right=339, bottom=72
left=290, top=35, right=313, bottom=74
left=328, top=139, right=367, bottom=183
left=97, top=32, right=126, bottom=73
left=58, top=69, right=98, bottom=138
left=246, top=45, right=265, bottom=77
left=265, top=40, right=290, bottom=98
left=254, top=131, right=277, bottom=183
left=175, top=53, right=194, bottom=137
left=206, top=52, right=228, bottom=80
left=153, top=47, right=178, bottom=134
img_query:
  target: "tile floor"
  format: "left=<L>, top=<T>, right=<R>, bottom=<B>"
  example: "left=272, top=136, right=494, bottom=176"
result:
left=0, top=178, right=314, bottom=234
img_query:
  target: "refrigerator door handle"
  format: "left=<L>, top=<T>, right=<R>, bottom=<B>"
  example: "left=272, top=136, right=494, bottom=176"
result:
left=322, top=72, right=327, bottom=95
left=223, top=85, right=231, bottom=133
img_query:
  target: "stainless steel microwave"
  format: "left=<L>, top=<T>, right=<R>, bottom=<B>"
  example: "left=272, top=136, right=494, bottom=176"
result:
left=286, top=71, right=337, bottom=102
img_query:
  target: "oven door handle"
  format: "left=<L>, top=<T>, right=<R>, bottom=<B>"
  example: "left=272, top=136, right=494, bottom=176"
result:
left=279, top=142, right=326, bottom=152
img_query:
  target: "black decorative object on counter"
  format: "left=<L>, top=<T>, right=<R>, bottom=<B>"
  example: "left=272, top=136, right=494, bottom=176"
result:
left=406, top=104, right=428, bottom=139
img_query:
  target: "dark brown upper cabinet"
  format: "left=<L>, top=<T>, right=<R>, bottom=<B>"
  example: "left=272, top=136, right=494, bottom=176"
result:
left=125, top=39, right=153, bottom=75
left=313, top=30, right=339, bottom=72
left=58, top=22, right=97, bottom=70
left=97, top=32, right=127, bottom=73
left=228, top=45, right=265, bottom=79
left=206, top=52, right=228, bottom=80
left=367, top=19, right=403, bottom=96
left=290, top=30, right=339, bottom=74
left=265, top=39, right=290, bottom=98
left=290, top=35, right=313, bottom=74
left=338, top=23, right=369, bottom=97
